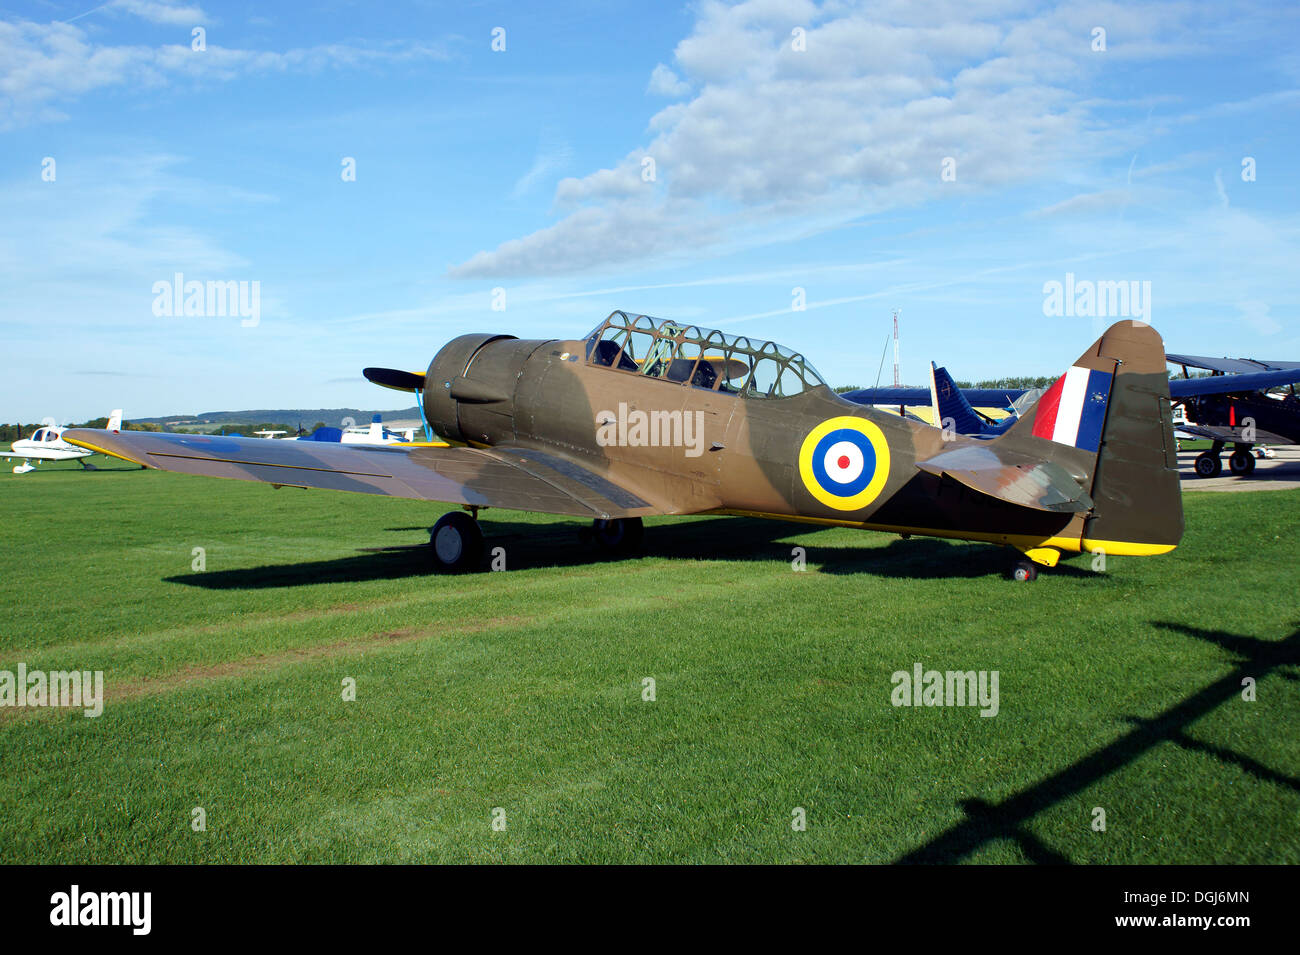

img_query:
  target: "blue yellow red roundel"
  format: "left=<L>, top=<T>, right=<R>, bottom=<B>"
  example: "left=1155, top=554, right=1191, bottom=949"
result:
left=798, top=417, right=891, bottom=511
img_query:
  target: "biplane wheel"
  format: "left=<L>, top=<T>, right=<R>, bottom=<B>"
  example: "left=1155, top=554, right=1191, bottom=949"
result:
left=429, top=511, right=484, bottom=573
left=1193, top=452, right=1221, bottom=478
left=1010, top=560, right=1039, bottom=582
left=1228, top=450, right=1255, bottom=474
left=592, top=517, right=644, bottom=554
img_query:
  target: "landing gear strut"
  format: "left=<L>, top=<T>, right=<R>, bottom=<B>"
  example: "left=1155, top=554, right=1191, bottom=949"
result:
left=429, top=511, right=484, bottom=573
left=591, top=517, right=644, bottom=555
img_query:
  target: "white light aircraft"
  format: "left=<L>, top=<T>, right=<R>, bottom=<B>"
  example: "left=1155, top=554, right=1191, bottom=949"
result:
left=2, top=411, right=123, bottom=473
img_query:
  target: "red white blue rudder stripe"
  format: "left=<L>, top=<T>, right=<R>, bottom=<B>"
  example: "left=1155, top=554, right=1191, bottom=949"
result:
left=1031, top=366, right=1113, bottom=453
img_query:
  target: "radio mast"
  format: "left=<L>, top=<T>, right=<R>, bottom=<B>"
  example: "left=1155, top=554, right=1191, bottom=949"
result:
left=892, top=309, right=901, bottom=387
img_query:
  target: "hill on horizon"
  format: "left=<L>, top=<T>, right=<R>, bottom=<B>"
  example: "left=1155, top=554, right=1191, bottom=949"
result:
left=132, top=407, right=422, bottom=427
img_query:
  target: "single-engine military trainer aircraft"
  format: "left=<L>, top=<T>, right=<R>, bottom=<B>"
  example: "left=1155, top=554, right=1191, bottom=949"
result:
left=64, top=314, right=1183, bottom=580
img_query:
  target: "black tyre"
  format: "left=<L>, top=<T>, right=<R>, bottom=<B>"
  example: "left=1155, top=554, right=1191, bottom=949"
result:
left=1194, top=452, right=1221, bottom=478
left=1011, top=561, right=1038, bottom=582
left=592, top=517, right=644, bottom=554
left=429, top=511, right=484, bottom=572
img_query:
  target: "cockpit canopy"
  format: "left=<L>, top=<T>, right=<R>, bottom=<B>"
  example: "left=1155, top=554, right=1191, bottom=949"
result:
left=584, top=311, right=827, bottom=398
left=31, top=428, right=59, bottom=442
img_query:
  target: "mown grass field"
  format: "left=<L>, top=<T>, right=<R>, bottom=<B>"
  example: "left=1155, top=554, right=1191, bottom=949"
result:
left=1, top=453, right=1297, bottom=864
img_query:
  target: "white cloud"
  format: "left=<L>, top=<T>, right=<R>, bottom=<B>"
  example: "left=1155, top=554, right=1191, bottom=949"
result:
left=1236, top=300, right=1280, bottom=336
left=0, top=17, right=450, bottom=129
left=1213, top=169, right=1229, bottom=208
left=1031, top=189, right=1132, bottom=218
left=0, top=154, right=251, bottom=292
left=109, top=1, right=209, bottom=26
left=647, top=63, right=689, bottom=97
left=448, top=201, right=720, bottom=278
left=510, top=130, right=574, bottom=198
left=450, top=0, right=1207, bottom=279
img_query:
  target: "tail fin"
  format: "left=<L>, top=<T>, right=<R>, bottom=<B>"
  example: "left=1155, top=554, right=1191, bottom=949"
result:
left=369, top=414, right=383, bottom=442
left=107, top=409, right=123, bottom=433
left=999, top=321, right=1182, bottom=555
left=930, top=363, right=1010, bottom=437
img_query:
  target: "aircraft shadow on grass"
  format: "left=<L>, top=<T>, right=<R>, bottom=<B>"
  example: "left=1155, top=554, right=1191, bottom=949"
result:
left=894, top=622, right=1300, bottom=864
left=162, top=516, right=1097, bottom=590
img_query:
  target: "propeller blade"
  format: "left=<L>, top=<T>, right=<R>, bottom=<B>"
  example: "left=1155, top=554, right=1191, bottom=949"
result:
left=363, top=367, right=427, bottom=393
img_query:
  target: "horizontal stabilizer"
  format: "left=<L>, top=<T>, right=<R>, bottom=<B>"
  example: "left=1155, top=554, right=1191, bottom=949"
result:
left=916, top=444, right=1093, bottom=513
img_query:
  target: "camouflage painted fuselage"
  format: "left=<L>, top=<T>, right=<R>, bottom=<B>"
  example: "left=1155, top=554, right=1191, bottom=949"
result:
left=422, top=320, right=1182, bottom=559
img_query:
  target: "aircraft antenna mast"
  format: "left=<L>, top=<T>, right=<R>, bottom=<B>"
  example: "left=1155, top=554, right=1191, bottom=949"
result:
left=892, top=310, right=901, bottom=387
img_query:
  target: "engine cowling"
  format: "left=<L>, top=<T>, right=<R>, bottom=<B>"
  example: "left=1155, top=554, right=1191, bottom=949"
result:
left=423, top=333, right=551, bottom=445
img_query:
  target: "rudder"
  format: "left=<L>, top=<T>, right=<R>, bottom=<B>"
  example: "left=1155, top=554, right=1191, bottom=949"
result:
left=999, top=321, right=1183, bottom=556
left=1081, top=322, right=1182, bottom=554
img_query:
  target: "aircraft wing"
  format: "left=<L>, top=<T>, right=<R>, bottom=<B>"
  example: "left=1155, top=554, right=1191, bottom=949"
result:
left=0, top=451, right=55, bottom=460
left=1169, top=368, right=1300, bottom=399
left=1166, top=353, right=1300, bottom=374
left=840, top=386, right=932, bottom=406
left=842, top=386, right=1028, bottom=408
left=915, top=444, right=1094, bottom=513
left=1175, top=423, right=1292, bottom=446
left=61, top=429, right=665, bottom=520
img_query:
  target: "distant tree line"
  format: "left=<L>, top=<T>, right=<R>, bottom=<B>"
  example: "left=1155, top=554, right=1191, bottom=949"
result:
left=214, top=422, right=299, bottom=437
left=1, top=418, right=303, bottom=442
left=953, top=376, right=1056, bottom=390
left=158, top=421, right=301, bottom=437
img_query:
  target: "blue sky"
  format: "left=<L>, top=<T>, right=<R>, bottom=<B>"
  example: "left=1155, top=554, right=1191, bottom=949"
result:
left=2, top=0, right=1298, bottom=421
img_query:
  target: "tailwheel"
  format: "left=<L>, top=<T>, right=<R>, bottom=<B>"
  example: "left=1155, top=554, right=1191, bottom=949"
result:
left=591, top=517, right=644, bottom=555
left=429, top=511, right=484, bottom=573
left=1011, top=560, right=1039, bottom=582
left=1193, top=452, right=1221, bottom=478
left=1228, top=449, right=1255, bottom=474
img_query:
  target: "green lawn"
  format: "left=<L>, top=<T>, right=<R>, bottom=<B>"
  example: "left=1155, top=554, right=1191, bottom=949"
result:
left=1, top=456, right=1297, bottom=863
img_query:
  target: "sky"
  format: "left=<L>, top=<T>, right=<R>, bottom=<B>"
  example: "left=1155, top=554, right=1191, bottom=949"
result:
left=1, top=0, right=1298, bottom=421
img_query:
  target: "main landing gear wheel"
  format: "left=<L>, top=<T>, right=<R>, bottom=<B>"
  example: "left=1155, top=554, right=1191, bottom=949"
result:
left=1228, top=450, right=1256, bottom=475
left=1011, top=560, right=1039, bottom=582
left=1194, top=452, right=1222, bottom=478
left=429, top=511, right=484, bottom=573
left=591, top=517, right=644, bottom=555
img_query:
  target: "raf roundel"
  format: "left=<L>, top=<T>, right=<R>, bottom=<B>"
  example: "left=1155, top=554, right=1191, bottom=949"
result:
left=798, top=416, right=891, bottom=511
